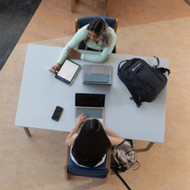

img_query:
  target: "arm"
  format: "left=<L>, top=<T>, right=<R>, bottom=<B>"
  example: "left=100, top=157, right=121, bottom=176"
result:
left=57, top=26, right=88, bottom=65
left=65, top=113, right=86, bottom=146
left=101, top=123, right=123, bottom=146
left=50, top=26, right=88, bottom=73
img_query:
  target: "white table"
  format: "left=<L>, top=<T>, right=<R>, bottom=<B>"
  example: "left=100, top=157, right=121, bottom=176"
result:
left=15, top=44, right=169, bottom=151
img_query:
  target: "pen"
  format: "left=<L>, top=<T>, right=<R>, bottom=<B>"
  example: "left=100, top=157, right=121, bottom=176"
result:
left=44, top=66, right=58, bottom=73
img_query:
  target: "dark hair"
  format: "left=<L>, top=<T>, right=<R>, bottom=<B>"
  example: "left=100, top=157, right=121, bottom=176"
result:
left=72, top=119, right=111, bottom=167
left=84, top=17, right=108, bottom=47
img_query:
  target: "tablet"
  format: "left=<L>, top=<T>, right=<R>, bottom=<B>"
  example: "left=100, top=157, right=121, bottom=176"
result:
left=55, top=59, right=81, bottom=85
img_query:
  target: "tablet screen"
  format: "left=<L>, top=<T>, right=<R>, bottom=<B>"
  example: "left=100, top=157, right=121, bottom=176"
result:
left=57, top=60, right=80, bottom=82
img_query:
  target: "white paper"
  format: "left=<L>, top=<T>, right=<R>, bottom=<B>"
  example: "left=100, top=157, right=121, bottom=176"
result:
left=57, top=60, right=79, bottom=81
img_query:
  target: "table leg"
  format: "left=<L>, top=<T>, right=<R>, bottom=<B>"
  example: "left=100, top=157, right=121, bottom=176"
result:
left=184, top=0, right=190, bottom=6
left=135, top=142, right=155, bottom=153
left=71, top=0, right=76, bottom=12
left=23, top=127, right=31, bottom=137
left=106, top=0, right=110, bottom=16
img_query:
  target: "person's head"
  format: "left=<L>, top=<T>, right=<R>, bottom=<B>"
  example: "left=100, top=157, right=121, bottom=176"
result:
left=72, top=118, right=111, bottom=167
left=86, top=17, right=108, bottom=45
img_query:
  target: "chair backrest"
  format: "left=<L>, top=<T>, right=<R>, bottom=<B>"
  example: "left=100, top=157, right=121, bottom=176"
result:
left=75, top=16, right=118, bottom=33
left=64, top=147, right=111, bottom=180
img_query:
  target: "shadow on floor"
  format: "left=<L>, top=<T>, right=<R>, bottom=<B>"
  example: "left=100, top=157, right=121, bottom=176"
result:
left=0, top=0, right=42, bottom=70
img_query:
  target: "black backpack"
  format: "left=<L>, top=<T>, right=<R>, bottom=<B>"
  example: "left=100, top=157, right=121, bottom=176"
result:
left=117, top=57, right=170, bottom=107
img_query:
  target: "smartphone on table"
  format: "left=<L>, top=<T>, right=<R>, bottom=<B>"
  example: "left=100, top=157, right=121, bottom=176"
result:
left=51, top=106, right=63, bottom=121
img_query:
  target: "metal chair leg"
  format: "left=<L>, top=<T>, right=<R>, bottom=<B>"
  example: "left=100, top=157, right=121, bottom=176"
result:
left=23, top=127, right=31, bottom=137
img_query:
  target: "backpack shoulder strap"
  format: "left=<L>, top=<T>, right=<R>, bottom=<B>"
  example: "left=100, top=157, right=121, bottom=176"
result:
left=153, top=56, right=160, bottom=68
left=111, top=166, right=132, bottom=190
left=154, top=56, right=170, bottom=75
left=158, top=67, right=170, bottom=75
left=118, top=60, right=128, bottom=71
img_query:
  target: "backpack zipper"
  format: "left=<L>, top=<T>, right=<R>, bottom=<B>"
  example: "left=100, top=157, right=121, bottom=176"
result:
left=132, top=63, right=141, bottom=72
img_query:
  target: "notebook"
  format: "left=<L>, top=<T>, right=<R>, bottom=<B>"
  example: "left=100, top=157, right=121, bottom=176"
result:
left=75, top=93, right=105, bottom=122
left=82, top=64, right=113, bottom=85
left=55, top=59, right=81, bottom=85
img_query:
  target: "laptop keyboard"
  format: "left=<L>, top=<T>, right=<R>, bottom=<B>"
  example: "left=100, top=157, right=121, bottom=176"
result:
left=76, top=108, right=103, bottom=118
left=84, top=73, right=110, bottom=83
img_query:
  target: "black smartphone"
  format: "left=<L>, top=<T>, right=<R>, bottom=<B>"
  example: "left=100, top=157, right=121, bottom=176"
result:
left=51, top=106, right=63, bottom=121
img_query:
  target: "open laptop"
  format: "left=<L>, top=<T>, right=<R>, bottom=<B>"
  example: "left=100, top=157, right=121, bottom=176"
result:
left=75, top=93, right=105, bottom=122
left=82, top=64, right=113, bottom=85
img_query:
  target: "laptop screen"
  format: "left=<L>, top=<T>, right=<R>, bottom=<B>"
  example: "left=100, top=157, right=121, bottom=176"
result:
left=75, top=93, right=105, bottom=107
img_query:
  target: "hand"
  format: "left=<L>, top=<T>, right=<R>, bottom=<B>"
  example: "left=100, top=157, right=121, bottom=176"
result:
left=50, top=63, right=61, bottom=74
left=67, top=48, right=81, bottom=59
left=76, top=113, right=87, bottom=125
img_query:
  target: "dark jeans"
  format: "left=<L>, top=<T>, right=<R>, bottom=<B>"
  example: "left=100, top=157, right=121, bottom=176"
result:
left=78, top=41, right=116, bottom=53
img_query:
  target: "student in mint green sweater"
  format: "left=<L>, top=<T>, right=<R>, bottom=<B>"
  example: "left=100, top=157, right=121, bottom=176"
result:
left=50, top=17, right=117, bottom=73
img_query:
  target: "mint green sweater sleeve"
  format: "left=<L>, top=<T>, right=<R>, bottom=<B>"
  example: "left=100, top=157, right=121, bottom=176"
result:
left=57, top=26, right=88, bottom=64
left=57, top=25, right=117, bottom=64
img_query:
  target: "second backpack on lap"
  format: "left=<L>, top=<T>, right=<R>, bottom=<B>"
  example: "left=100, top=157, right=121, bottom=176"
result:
left=117, top=57, right=170, bottom=107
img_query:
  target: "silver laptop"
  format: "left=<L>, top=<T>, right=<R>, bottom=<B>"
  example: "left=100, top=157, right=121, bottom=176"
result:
left=82, top=64, right=113, bottom=85
left=75, top=93, right=105, bottom=122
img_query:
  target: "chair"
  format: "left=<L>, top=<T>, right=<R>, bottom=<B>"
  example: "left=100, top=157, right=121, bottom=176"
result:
left=75, top=16, right=118, bottom=53
left=75, top=16, right=118, bottom=33
left=64, top=147, right=111, bottom=180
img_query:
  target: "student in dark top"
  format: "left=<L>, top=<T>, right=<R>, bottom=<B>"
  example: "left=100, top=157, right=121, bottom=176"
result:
left=65, top=113, right=123, bottom=168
